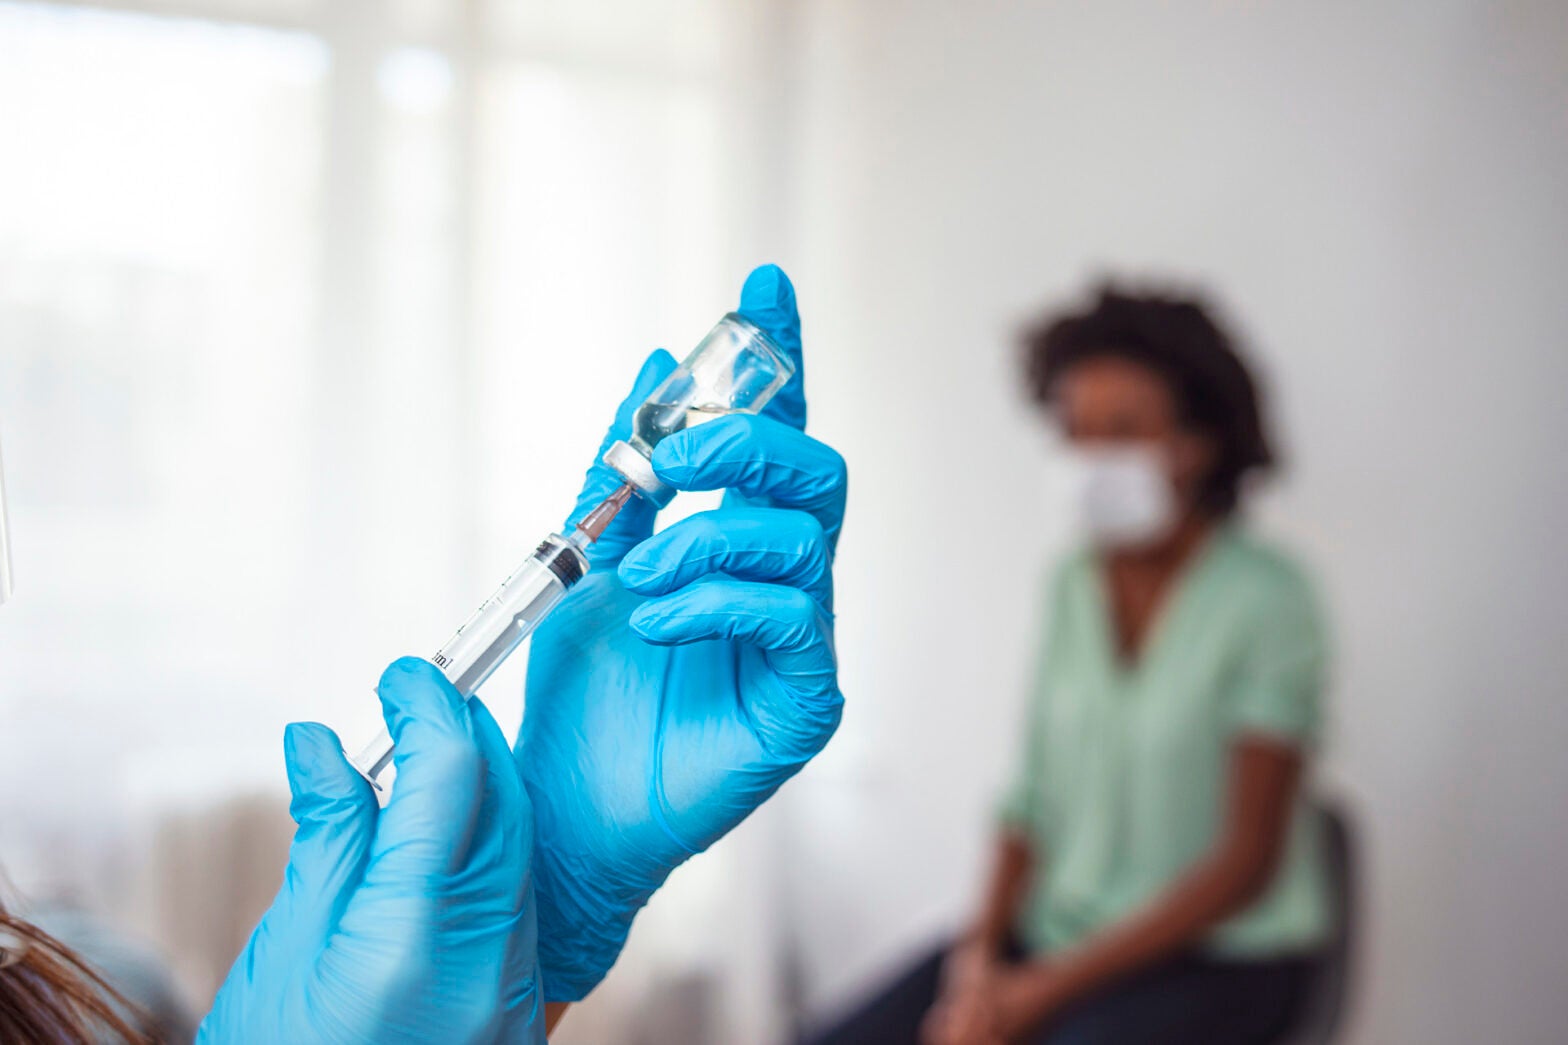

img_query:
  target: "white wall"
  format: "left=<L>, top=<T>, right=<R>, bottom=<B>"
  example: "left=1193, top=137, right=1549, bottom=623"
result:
left=777, top=3, right=1568, bottom=1042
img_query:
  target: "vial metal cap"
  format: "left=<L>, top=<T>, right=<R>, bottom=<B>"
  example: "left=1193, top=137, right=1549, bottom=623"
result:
left=604, top=438, right=675, bottom=507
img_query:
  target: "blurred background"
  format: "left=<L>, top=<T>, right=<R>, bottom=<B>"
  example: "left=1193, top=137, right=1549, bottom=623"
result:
left=2, top=0, right=1566, bottom=1041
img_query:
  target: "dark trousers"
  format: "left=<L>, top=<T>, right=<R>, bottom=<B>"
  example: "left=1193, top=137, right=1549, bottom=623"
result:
left=802, top=940, right=1315, bottom=1045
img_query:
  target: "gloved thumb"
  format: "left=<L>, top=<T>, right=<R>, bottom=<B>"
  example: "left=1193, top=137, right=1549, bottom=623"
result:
left=285, top=720, right=378, bottom=839
left=566, top=348, right=679, bottom=565
left=737, top=264, right=806, bottom=431
left=247, top=722, right=378, bottom=959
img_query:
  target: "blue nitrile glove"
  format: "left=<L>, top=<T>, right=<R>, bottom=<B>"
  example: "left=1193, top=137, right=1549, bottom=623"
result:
left=518, top=264, right=846, bottom=1002
left=200, top=658, right=542, bottom=1044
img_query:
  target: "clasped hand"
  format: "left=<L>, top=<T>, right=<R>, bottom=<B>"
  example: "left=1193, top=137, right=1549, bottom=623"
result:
left=201, top=659, right=542, bottom=1043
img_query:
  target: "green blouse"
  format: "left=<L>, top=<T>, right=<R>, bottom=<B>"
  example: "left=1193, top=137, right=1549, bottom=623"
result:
left=1000, top=527, right=1330, bottom=958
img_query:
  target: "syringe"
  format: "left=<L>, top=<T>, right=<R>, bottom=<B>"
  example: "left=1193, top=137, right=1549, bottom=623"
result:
left=350, top=305, right=793, bottom=784
left=349, top=484, right=634, bottom=785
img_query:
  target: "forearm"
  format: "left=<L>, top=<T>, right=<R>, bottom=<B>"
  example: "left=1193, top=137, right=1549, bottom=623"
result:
left=966, top=830, right=1034, bottom=955
left=1000, top=737, right=1301, bottom=1035
left=1012, top=850, right=1268, bottom=1024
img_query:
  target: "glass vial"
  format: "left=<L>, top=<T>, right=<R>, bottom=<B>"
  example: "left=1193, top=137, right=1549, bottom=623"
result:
left=604, top=312, right=795, bottom=506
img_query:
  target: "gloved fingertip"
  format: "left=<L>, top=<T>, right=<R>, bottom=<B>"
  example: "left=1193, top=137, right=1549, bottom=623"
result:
left=387, top=653, right=431, bottom=677
left=283, top=722, right=361, bottom=816
left=643, top=346, right=678, bottom=375
left=377, top=655, right=450, bottom=697
left=646, top=412, right=747, bottom=483
left=739, top=264, right=796, bottom=317
left=615, top=548, right=663, bottom=593
left=282, top=721, right=313, bottom=792
left=616, top=564, right=653, bottom=593
left=646, top=439, right=689, bottom=482
left=627, top=601, right=669, bottom=638
left=625, top=349, right=679, bottom=405
left=376, top=656, right=464, bottom=742
left=737, top=265, right=805, bottom=428
left=572, top=349, right=681, bottom=539
left=288, top=720, right=339, bottom=752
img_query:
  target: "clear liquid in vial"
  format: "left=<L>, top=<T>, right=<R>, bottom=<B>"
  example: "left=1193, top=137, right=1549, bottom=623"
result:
left=630, top=403, right=729, bottom=453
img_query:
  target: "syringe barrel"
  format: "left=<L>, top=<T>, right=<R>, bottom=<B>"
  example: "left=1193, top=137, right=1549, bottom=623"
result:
left=349, top=533, right=588, bottom=784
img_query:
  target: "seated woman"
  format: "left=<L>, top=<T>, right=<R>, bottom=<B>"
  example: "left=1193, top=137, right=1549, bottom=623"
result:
left=808, top=285, right=1329, bottom=1045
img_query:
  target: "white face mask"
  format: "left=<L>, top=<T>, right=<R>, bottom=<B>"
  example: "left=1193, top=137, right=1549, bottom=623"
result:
left=1060, top=443, right=1177, bottom=548
left=0, top=432, right=11, bottom=604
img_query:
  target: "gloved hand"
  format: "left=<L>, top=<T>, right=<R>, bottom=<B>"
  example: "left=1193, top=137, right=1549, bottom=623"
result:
left=518, top=264, right=846, bottom=1001
left=200, top=658, right=542, bottom=1044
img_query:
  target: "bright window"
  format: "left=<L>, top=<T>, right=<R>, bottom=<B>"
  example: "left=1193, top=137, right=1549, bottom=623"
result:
left=0, top=0, right=764, bottom=1025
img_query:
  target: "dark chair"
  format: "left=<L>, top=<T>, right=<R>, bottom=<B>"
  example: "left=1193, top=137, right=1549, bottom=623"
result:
left=1284, top=799, right=1357, bottom=1044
